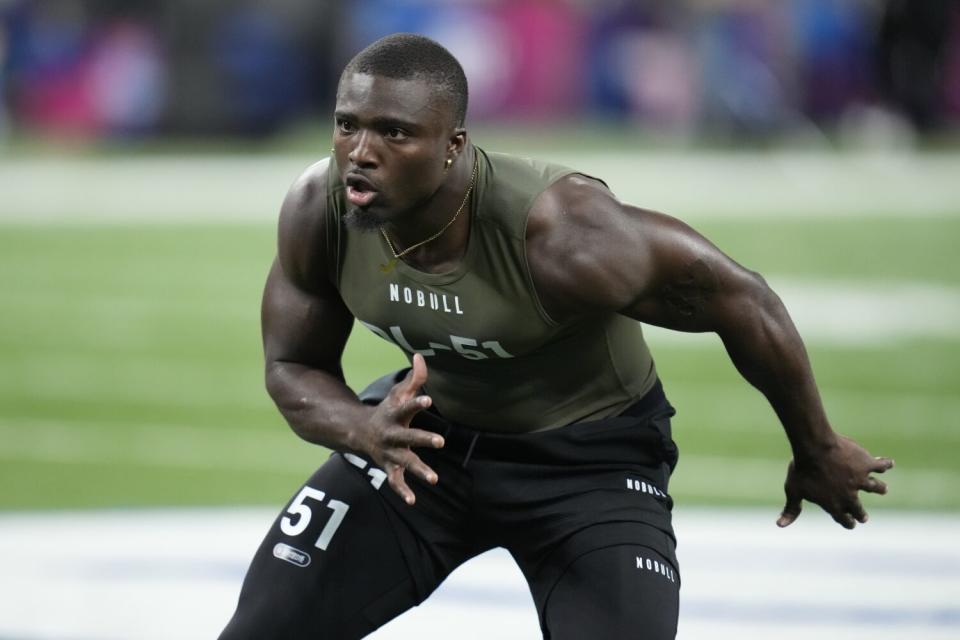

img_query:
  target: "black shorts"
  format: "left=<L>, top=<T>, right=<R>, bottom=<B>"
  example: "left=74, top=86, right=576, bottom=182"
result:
left=220, top=378, right=681, bottom=640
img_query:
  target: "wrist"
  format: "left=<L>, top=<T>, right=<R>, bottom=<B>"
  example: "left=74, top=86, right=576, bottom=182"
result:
left=343, top=403, right=377, bottom=454
left=791, top=430, right=839, bottom=465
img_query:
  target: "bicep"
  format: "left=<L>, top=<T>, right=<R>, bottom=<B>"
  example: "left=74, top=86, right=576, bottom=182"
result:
left=263, top=159, right=352, bottom=371
left=619, top=210, right=764, bottom=333
left=262, top=257, right=354, bottom=376
left=528, top=176, right=767, bottom=333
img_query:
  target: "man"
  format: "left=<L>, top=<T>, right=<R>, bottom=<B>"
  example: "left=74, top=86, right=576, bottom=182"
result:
left=220, top=34, right=893, bottom=639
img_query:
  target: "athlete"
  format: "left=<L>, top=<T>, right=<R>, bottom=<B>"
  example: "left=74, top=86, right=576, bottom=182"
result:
left=219, top=34, right=894, bottom=639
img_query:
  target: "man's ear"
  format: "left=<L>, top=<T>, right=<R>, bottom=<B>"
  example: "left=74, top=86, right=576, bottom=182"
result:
left=447, top=128, right=467, bottom=158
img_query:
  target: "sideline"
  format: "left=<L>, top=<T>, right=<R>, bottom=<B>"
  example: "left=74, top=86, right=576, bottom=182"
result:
left=0, top=507, right=956, bottom=640
left=1, top=151, right=959, bottom=223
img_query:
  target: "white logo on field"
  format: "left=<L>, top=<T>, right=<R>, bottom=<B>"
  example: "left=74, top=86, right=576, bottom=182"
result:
left=273, top=542, right=311, bottom=567
left=636, top=554, right=677, bottom=583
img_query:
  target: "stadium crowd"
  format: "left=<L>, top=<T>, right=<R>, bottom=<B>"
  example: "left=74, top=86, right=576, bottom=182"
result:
left=1, top=0, right=958, bottom=141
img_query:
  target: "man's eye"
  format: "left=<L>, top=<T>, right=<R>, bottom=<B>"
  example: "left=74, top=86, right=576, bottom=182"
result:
left=337, top=120, right=355, bottom=132
left=386, top=128, right=406, bottom=139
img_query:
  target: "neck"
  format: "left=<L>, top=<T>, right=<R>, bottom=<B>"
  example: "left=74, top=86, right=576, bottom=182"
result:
left=383, top=145, right=477, bottom=266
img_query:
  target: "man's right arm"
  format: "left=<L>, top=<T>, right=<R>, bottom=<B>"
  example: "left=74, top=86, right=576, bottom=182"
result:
left=261, top=162, right=444, bottom=504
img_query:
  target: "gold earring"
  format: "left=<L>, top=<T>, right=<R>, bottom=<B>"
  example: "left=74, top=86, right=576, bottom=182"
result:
left=445, top=158, right=453, bottom=170
left=330, top=147, right=335, bottom=153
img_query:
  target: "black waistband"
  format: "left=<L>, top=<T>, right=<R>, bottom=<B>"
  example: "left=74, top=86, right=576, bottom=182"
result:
left=615, top=379, right=667, bottom=419
left=413, top=379, right=672, bottom=468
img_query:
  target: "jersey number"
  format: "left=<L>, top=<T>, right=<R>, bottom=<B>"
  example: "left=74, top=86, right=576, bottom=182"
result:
left=279, top=487, right=350, bottom=551
left=360, top=321, right=514, bottom=360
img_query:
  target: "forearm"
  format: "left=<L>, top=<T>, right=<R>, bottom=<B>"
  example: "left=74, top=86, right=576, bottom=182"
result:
left=719, top=278, right=838, bottom=461
left=265, top=360, right=375, bottom=453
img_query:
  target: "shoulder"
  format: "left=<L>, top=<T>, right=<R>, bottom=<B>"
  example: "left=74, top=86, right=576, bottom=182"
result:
left=477, top=151, right=584, bottom=235
left=276, top=158, right=337, bottom=293
left=526, top=172, right=620, bottom=237
left=525, top=174, right=658, bottom=319
left=485, top=151, right=585, bottom=194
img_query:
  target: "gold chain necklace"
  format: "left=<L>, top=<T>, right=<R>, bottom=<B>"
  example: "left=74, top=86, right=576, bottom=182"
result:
left=379, top=155, right=478, bottom=274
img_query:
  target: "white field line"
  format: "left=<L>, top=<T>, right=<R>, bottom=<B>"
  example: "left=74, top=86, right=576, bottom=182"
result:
left=644, top=277, right=960, bottom=344
left=1, top=151, right=959, bottom=223
left=774, top=279, right=960, bottom=343
left=1, top=419, right=957, bottom=507
left=0, top=508, right=956, bottom=640
left=4, top=278, right=959, bottom=347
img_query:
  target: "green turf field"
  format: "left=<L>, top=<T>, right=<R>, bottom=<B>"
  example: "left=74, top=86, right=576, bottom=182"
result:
left=1, top=213, right=957, bottom=513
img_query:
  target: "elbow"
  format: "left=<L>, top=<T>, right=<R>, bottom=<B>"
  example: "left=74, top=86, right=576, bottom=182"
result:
left=264, top=359, right=290, bottom=404
left=742, top=269, right=781, bottom=312
left=263, top=360, right=315, bottom=434
left=740, top=271, right=799, bottom=350
left=715, top=268, right=785, bottom=338
left=743, top=267, right=768, bottom=292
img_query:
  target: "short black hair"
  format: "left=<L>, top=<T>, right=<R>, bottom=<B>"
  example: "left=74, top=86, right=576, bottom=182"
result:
left=342, top=33, right=469, bottom=127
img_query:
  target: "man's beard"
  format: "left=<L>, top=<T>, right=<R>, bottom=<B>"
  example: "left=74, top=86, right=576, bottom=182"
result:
left=343, top=206, right=386, bottom=231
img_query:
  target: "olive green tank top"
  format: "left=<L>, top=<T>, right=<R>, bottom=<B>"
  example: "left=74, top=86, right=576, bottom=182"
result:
left=327, top=148, right=657, bottom=432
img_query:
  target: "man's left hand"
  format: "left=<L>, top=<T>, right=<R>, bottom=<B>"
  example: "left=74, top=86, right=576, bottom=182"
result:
left=777, top=436, right=894, bottom=529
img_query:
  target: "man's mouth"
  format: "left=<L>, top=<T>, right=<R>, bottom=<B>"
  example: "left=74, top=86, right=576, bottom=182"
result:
left=345, top=174, right=379, bottom=207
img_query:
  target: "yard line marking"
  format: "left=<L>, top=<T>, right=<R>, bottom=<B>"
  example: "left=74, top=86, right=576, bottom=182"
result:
left=4, top=509, right=956, bottom=640
left=2, top=151, right=958, bottom=223
left=3, top=279, right=959, bottom=347
left=645, top=277, right=960, bottom=344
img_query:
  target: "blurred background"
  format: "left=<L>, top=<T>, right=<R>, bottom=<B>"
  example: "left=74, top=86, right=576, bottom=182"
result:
left=2, top=0, right=959, bottom=512
left=1, top=1, right=959, bottom=637
left=2, top=0, right=960, bottom=144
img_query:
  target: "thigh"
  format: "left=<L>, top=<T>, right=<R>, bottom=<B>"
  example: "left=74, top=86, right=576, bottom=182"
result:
left=543, top=543, right=679, bottom=640
left=219, top=453, right=457, bottom=640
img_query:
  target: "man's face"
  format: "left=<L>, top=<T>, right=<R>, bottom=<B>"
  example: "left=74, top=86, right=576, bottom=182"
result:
left=333, top=72, right=460, bottom=228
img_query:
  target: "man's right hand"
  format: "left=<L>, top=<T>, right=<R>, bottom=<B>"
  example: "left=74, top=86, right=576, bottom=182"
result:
left=358, top=354, right=445, bottom=505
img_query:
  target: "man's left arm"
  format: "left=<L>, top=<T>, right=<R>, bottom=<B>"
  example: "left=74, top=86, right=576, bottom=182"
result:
left=526, top=175, right=894, bottom=529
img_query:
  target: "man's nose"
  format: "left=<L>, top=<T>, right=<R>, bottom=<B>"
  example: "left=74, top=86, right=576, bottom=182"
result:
left=348, top=130, right=378, bottom=169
